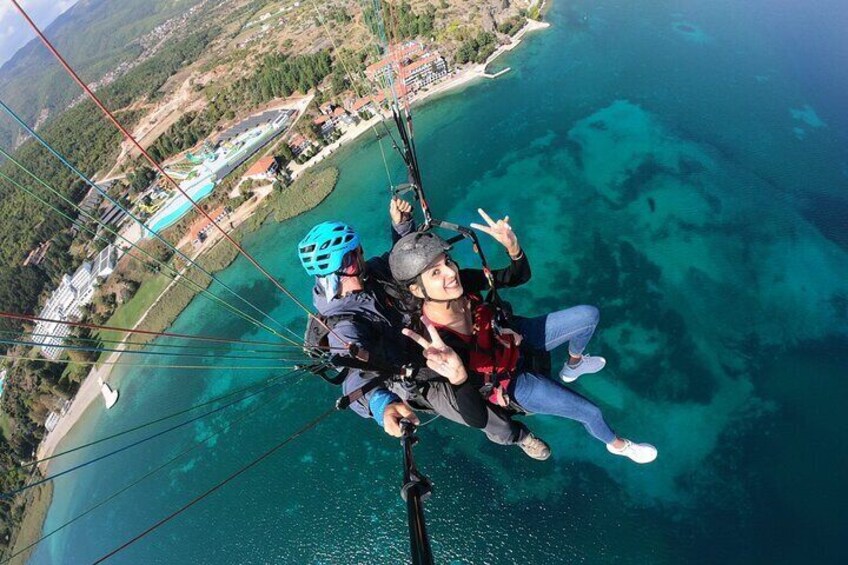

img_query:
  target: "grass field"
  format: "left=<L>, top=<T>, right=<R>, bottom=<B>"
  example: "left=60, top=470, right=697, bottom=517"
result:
left=97, top=273, right=171, bottom=353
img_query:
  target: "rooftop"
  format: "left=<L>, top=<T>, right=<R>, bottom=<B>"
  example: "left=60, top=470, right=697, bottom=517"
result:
left=365, top=41, right=424, bottom=76
left=245, top=156, right=278, bottom=177
left=351, top=96, right=374, bottom=111
left=403, top=53, right=442, bottom=75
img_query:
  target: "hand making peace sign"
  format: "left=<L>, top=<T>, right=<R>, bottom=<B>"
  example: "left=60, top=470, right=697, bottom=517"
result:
left=469, top=208, right=522, bottom=258
left=402, top=320, right=468, bottom=385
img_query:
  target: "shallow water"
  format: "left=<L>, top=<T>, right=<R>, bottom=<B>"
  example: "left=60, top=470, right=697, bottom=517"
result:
left=31, top=0, right=848, bottom=563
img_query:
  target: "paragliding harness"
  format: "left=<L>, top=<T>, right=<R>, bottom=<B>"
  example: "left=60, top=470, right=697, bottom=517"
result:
left=301, top=272, right=427, bottom=400
left=302, top=312, right=366, bottom=385
left=464, top=293, right=521, bottom=407
left=303, top=311, right=433, bottom=565
left=303, top=320, right=420, bottom=409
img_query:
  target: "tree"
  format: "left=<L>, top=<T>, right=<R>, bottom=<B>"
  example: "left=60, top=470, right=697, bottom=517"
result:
left=129, top=166, right=157, bottom=194
left=331, top=68, right=348, bottom=95
left=0, top=267, right=48, bottom=347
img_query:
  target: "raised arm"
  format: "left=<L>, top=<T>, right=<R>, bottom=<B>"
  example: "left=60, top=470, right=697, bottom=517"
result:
left=461, top=208, right=531, bottom=293
left=390, top=196, right=416, bottom=242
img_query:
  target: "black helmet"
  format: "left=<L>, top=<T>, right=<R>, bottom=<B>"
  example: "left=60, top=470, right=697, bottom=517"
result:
left=389, top=231, right=451, bottom=283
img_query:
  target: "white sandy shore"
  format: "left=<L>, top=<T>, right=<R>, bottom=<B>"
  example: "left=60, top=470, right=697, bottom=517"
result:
left=34, top=18, right=551, bottom=472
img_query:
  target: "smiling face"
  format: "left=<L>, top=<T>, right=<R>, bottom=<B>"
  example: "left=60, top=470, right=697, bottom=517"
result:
left=410, top=253, right=464, bottom=301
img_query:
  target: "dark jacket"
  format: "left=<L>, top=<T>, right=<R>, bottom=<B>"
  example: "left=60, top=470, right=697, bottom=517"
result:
left=311, top=219, right=415, bottom=424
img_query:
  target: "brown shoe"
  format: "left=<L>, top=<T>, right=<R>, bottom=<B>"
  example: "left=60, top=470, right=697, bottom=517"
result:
left=518, top=433, right=551, bottom=461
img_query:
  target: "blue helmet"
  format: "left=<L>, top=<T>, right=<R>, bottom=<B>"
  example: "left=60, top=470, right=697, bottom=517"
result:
left=298, top=221, right=361, bottom=276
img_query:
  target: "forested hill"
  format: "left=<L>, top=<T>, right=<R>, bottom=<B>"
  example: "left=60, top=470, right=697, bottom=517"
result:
left=0, top=0, right=206, bottom=149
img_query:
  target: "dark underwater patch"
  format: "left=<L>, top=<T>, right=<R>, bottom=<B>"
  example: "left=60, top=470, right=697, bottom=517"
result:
left=554, top=234, right=719, bottom=403
left=559, top=136, right=584, bottom=171
left=801, top=192, right=848, bottom=250
left=616, top=156, right=674, bottom=207
left=677, top=155, right=707, bottom=177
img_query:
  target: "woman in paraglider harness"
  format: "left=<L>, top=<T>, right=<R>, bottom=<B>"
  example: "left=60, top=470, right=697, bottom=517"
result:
left=389, top=209, right=658, bottom=464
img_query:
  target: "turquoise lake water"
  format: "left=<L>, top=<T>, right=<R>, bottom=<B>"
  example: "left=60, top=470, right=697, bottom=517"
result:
left=30, top=0, right=848, bottom=562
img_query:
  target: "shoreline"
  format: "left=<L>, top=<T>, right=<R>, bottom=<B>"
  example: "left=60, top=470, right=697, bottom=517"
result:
left=32, top=17, right=552, bottom=474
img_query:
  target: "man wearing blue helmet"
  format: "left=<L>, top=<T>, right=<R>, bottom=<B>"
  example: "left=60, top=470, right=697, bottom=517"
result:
left=298, top=199, right=549, bottom=459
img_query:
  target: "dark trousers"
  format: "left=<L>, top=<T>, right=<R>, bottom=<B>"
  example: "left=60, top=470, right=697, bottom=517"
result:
left=415, top=379, right=529, bottom=445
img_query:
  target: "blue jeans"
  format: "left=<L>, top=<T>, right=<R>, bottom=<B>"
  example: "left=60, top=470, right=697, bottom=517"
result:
left=509, top=305, right=614, bottom=444
left=508, top=371, right=617, bottom=444
left=511, top=305, right=599, bottom=356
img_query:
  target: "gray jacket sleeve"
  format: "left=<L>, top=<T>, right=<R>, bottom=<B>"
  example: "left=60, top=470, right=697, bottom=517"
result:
left=391, top=217, right=416, bottom=242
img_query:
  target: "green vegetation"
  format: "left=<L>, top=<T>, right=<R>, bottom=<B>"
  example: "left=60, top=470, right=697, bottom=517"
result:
left=148, top=111, right=210, bottom=163
left=0, top=0, right=203, bottom=150
left=0, top=267, right=48, bottom=340
left=455, top=31, right=498, bottom=64
left=363, top=1, right=436, bottom=43
left=0, top=410, right=12, bottom=440
left=149, top=50, right=334, bottom=163
left=498, top=16, right=527, bottom=36
left=128, top=166, right=157, bottom=195
left=98, top=273, right=171, bottom=348
left=251, top=166, right=339, bottom=226
left=3, top=482, right=52, bottom=563
left=102, top=28, right=220, bottom=109
left=0, top=358, right=75, bottom=554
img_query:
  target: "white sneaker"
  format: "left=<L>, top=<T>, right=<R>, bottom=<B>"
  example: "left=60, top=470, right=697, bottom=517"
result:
left=606, top=439, right=657, bottom=464
left=560, top=354, right=606, bottom=383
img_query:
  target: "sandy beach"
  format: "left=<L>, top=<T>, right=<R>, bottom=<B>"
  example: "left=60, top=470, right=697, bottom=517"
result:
left=33, top=18, right=551, bottom=473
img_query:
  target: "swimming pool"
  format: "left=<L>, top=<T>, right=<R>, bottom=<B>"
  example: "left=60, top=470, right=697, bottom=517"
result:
left=145, top=179, right=216, bottom=235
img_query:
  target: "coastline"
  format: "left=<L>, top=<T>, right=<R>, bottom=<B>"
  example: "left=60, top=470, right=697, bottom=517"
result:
left=409, top=18, right=551, bottom=107
left=32, top=17, right=551, bottom=475
left=4, top=483, right=53, bottom=564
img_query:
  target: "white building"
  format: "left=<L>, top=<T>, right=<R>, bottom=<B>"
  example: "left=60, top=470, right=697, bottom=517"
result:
left=32, top=245, right=118, bottom=359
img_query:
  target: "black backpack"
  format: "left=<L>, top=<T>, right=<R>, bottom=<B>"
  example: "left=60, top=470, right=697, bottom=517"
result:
left=303, top=312, right=375, bottom=385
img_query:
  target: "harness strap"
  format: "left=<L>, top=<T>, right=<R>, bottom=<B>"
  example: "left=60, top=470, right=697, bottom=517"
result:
left=336, top=377, right=386, bottom=410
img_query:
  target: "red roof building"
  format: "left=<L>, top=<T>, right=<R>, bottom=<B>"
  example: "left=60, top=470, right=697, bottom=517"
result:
left=365, top=41, right=425, bottom=80
left=288, top=134, right=312, bottom=156
left=351, top=96, right=374, bottom=112
left=245, top=156, right=280, bottom=180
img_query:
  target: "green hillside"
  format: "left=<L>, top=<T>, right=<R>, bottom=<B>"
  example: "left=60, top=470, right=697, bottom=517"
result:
left=0, top=0, right=205, bottom=149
